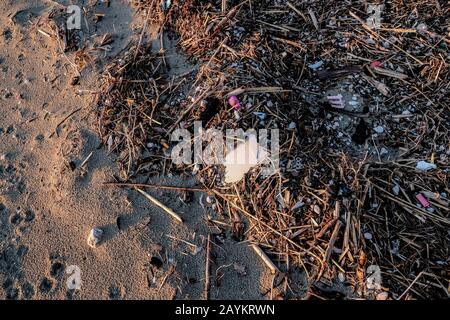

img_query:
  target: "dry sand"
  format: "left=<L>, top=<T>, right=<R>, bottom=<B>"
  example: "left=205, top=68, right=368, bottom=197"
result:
left=0, top=0, right=285, bottom=300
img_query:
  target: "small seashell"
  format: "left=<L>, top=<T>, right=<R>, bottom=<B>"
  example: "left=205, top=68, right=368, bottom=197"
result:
left=87, top=228, right=103, bottom=248
left=192, top=163, right=201, bottom=175
left=206, top=196, right=215, bottom=204
left=313, top=205, right=321, bottom=214
left=107, top=135, right=113, bottom=152
left=376, top=291, right=389, bottom=300
left=200, top=99, right=208, bottom=108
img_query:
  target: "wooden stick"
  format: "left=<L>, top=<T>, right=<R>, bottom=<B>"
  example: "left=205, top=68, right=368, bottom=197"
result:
left=136, top=187, right=183, bottom=224
left=104, top=182, right=206, bottom=193
left=225, top=86, right=287, bottom=98
left=307, top=8, right=319, bottom=30
left=251, top=244, right=279, bottom=275
left=204, top=234, right=212, bottom=300
left=324, top=220, right=342, bottom=263
left=221, top=0, right=227, bottom=12
left=49, top=107, right=82, bottom=138
left=80, top=151, right=94, bottom=168
left=286, top=1, right=308, bottom=21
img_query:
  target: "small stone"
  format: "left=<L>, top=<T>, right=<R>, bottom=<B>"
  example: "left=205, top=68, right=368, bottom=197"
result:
left=364, top=232, right=373, bottom=240
left=392, top=184, right=400, bottom=195
left=87, top=228, right=103, bottom=248
left=313, top=205, right=321, bottom=214
left=373, top=126, right=384, bottom=134
left=338, top=272, right=346, bottom=283
left=206, top=196, right=215, bottom=204
left=308, top=60, right=323, bottom=70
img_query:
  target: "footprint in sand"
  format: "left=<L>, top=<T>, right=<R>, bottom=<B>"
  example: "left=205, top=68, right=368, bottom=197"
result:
left=50, top=261, right=65, bottom=279
left=2, top=278, right=21, bottom=300
left=39, top=277, right=54, bottom=294
left=8, top=207, right=35, bottom=235
left=108, top=286, right=125, bottom=300
left=20, top=281, right=35, bottom=300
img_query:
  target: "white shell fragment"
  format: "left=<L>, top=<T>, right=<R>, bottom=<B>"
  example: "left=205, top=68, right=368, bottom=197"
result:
left=87, top=228, right=104, bottom=248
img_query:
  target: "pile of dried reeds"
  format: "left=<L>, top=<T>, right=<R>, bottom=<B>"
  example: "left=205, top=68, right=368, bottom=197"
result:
left=98, top=0, right=449, bottom=299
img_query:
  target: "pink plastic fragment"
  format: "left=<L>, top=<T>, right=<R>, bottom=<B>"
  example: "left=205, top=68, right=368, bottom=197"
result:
left=371, top=61, right=382, bottom=68
left=228, top=95, right=241, bottom=110
left=327, top=94, right=345, bottom=109
left=416, top=193, right=430, bottom=208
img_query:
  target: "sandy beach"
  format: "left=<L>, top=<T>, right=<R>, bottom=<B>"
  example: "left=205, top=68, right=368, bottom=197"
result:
left=1, top=0, right=449, bottom=301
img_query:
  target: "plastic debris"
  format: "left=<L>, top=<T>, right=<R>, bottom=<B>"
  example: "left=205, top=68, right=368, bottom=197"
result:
left=228, top=95, right=241, bottom=110
left=327, top=94, right=345, bottom=109
left=253, top=112, right=267, bottom=120
left=416, top=193, right=430, bottom=208
left=308, top=60, right=323, bottom=70
left=416, top=161, right=437, bottom=171
left=224, top=134, right=268, bottom=183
